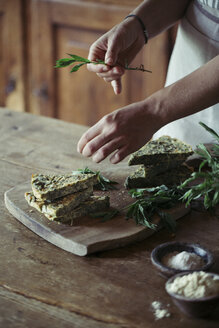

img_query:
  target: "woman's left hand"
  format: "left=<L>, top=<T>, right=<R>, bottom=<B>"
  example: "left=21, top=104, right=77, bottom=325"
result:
left=77, top=100, right=160, bottom=164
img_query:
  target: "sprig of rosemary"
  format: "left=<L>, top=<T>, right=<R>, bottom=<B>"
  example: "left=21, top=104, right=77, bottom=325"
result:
left=125, top=185, right=183, bottom=232
left=55, top=54, right=152, bottom=73
left=180, top=122, right=219, bottom=210
left=72, top=167, right=118, bottom=191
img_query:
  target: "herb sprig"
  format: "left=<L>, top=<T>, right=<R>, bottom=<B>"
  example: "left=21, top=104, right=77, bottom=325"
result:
left=125, top=185, right=184, bottom=232
left=55, top=54, right=152, bottom=73
left=72, top=167, right=118, bottom=191
left=180, top=122, right=219, bottom=210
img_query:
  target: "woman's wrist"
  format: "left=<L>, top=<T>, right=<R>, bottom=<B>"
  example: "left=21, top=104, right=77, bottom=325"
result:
left=124, top=14, right=148, bottom=44
left=147, top=56, right=219, bottom=128
left=140, top=95, right=166, bottom=133
left=122, top=15, right=146, bottom=48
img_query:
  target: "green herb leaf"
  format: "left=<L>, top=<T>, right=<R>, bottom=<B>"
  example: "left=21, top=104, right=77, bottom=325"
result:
left=199, top=121, right=219, bottom=144
left=67, top=54, right=90, bottom=63
left=70, top=63, right=85, bottom=72
left=55, top=58, right=75, bottom=68
left=157, top=211, right=177, bottom=233
left=73, top=167, right=118, bottom=191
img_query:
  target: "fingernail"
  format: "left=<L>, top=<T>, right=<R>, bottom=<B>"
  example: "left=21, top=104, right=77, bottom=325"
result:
left=102, top=66, right=109, bottom=72
left=82, top=148, right=91, bottom=157
left=105, top=57, right=113, bottom=66
left=92, top=154, right=100, bottom=163
left=110, top=154, right=118, bottom=164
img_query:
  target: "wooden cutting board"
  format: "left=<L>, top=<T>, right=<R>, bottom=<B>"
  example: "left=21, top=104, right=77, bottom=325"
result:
left=4, top=179, right=190, bottom=256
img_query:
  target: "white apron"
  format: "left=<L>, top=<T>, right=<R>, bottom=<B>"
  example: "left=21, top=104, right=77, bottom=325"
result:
left=153, top=0, right=219, bottom=148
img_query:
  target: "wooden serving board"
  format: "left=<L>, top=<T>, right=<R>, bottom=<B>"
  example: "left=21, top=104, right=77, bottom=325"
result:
left=4, top=180, right=190, bottom=256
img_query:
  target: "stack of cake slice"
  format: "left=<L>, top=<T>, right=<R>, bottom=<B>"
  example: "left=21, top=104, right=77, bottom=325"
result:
left=125, top=135, right=194, bottom=189
left=25, top=172, right=109, bottom=223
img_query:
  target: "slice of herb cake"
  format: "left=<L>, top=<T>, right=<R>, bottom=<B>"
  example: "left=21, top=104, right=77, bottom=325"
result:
left=45, top=195, right=110, bottom=223
left=31, top=173, right=97, bottom=201
left=25, top=186, right=93, bottom=218
left=133, top=161, right=184, bottom=181
left=128, top=135, right=193, bottom=166
left=125, top=164, right=192, bottom=189
left=26, top=192, right=110, bottom=223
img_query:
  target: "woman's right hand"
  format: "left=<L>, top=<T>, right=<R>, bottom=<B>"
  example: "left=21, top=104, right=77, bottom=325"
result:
left=87, top=17, right=145, bottom=94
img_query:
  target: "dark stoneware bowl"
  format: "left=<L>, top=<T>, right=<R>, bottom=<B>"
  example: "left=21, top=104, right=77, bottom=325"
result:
left=165, top=271, right=219, bottom=318
left=151, top=241, right=214, bottom=278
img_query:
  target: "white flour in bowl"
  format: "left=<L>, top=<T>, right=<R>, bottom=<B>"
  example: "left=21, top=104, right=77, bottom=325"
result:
left=162, top=250, right=204, bottom=270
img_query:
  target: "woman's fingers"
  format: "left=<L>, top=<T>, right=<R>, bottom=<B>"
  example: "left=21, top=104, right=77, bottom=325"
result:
left=81, top=133, right=112, bottom=158
left=77, top=124, right=101, bottom=154
left=92, top=137, right=125, bottom=163
left=88, top=64, right=124, bottom=79
left=111, top=79, right=122, bottom=94
left=87, top=63, right=109, bottom=73
left=77, top=118, right=115, bottom=157
left=95, top=66, right=124, bottom=94
left=87, top=64, right=123, bottom=94
left=109, top=144, right=130, bottom=164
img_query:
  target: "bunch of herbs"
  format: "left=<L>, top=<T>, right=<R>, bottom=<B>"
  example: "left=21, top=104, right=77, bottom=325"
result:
left=125, top=185, right=184, bottom=232
left=180, top=122, right=219, bottom=210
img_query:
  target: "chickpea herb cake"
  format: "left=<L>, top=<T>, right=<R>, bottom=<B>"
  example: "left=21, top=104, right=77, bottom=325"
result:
left=25, top=186, right=93, bottom=218
left=125, top=135, right=193, bottom=189
left=125, top=164, right=192, bottom=189
left=31, top=173, right=98, bottom=201
left=25, top=171, right=110, bottom=224
left=128, top=135, right=193, bottom=166
left=25, top=192, right=109, bottom=223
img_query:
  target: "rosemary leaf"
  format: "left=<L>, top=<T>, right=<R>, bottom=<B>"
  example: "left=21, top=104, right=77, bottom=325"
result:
left=54, top=58, right=75, bottom=68
left=157, top=211, right=177, bottom=233
left=199, top=122, right=219, bottom=144
left=72, top=167, right=118, bottom=191
left=70, top=63, right=85, bottom=72
left=67, top=54, right=90, bottom=63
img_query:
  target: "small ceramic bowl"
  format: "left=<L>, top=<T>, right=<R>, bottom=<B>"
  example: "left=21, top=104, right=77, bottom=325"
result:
left=165, top=271, right=219, bottom=318
left=151, top=241, right=214, bottom=278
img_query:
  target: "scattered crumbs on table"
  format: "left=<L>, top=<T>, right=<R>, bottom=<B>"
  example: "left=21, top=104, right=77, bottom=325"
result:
left=151, top=301, right=171, bottom=320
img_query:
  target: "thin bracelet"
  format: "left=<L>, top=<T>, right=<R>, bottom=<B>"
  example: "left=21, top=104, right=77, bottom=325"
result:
left=125, top=14, right=148, bottom=44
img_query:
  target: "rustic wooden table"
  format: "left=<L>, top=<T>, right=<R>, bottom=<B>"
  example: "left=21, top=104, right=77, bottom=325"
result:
left=0, top=107, right=219, bottom=328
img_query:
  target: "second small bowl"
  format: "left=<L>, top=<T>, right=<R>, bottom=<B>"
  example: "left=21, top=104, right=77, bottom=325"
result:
left=151, top=241, right=214, bottom=278
left=165, top=271, right=219, bottom=318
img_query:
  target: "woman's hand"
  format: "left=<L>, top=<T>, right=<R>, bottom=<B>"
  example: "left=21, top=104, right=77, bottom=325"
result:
left=77, top=99, right=161, bottom=164
left=87, top=18, right=145, bottom=94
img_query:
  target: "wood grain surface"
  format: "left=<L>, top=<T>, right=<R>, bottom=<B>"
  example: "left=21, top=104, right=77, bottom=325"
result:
left=0, top=107, right=219, bottom=328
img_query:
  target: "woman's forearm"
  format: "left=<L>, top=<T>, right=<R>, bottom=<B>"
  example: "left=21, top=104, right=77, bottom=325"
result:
left=147, top=55, right=219, bottom=126
left=132, top=0, right=191, bottom=38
